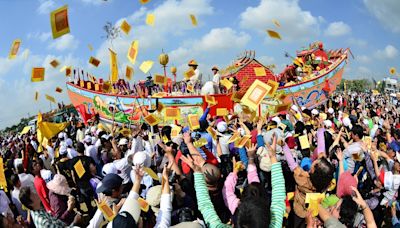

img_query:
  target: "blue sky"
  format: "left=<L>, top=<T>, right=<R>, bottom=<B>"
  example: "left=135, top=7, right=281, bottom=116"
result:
left=0, top=0, right=399, bottom=128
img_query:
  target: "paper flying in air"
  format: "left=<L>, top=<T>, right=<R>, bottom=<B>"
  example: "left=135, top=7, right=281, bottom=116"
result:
left=139, top=0, right=151, bottom=4
left=126, top=66, right=133, bottom=80
left=190, top=14, right=197, bottom=26
left=45, top=94, right=56, bottom=103
left=139, top=60, right=154, bottom=74
left=55, top=87, right=63, bottom=93
left=299, top=135, right=310, bottom=149
left=120, top=20, right=131, bottom=35
left=89, top=56, right=101, bottom=67
left=34, top=91, right=39, bottom=101
left=127, top=40, right=139, bottom=65
left=241, top=80, right=271, bottom=111
left=266, top=30, right=281, bottom=40
left=146, top=14, right=155, bottom=26
left=50, top=5, right=70, bottom=39
left=272, top=19, right=281, bottom=27
left=50, top=59, right=60, bottom=68
left=188, top=114, right=200, bottom=130
left=9, top=39, right=21, bottom=59
left=88, top=44, right=93, bottom=51
left=31, top=67, right=45, bottom=82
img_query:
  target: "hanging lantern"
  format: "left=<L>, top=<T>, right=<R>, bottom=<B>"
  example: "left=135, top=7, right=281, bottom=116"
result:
left=170, top=66, right=177, bottom=74
left=159, top=52, right=169, bottom=66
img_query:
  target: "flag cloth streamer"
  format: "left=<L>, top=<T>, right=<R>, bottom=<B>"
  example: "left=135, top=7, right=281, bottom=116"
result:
left=127, top=41, right=139, bottom=65
left=8, top=39, right=21, bottom=59
left=36, top=112, right=68, bottom=152
left=50, top=5, right=70, bottom=39
left=0, top=158, right=7, bottom=192
left=109, top=49, right=118, bottom=83
left=31, top=67, right=45, bottom=82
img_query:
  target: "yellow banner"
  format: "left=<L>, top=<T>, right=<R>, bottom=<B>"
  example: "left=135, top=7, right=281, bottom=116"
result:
left=109, top=48, right=118, bottom=83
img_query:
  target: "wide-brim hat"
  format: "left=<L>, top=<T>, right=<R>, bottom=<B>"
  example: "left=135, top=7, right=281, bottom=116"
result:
left=47, top=174, right=71, bottom=196
left=188, top=60, right=198, bottom=66
left=211, top=66, right=219, bottom=71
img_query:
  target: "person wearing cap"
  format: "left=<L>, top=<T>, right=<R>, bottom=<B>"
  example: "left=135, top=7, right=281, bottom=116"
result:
left=212, top=66, right=221, bottom=94
left=84, top=134, right=100, bottom=165
left=188, top=60, right=203, bottom=92
left=68, top=142, right=97, bottom=216
left=88, top=173, right=124, bottom=228
left=65, top=138, right=78, bottom=159
left=47, top=174, right=76, bottom=224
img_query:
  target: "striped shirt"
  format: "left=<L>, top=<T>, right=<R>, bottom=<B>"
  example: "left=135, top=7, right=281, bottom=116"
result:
left=194, top=162, right=286, bottom=228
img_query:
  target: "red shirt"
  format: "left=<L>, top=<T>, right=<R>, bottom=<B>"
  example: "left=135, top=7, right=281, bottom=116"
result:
left=34, top=176, right=53, bottom=214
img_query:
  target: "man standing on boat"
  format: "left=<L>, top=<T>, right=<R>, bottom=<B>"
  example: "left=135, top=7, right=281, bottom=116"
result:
left=212, top=66, right=220, bottom=94
left=188, top=60, right=202, bottom=93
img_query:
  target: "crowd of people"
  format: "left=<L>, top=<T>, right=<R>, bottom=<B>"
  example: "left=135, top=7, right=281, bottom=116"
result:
left=0, top=91, right=400, bottom=227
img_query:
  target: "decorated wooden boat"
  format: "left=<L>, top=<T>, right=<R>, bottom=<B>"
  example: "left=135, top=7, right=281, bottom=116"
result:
left=66, top=42, right=350, bottom=126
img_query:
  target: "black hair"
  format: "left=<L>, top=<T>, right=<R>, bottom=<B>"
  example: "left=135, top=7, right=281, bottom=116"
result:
left=16, top=164, right=24, bottom=174
left=339, top=196, right=358, bottom=227
left=10, top=174, right=20, bottom=186
left=242, top=182, right=267, bottom=200
left=36, top=158, right=44, bottom=169
left=351, top=125, right=364, bottom=139
left=76, top=142, right=85, bottom=154
left=309, top=157, right=334, bottom=192
left=295, top=121, right=305, bottom=135
left=234, top=198, right=270, bottom=228
left=161, top=126, right=172, bottom=141
left=19, top=186, right=33, bottom=210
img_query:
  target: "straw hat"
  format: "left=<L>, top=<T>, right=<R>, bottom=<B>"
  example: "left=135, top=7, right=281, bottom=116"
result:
left=47, top=174, right=71, bottom=196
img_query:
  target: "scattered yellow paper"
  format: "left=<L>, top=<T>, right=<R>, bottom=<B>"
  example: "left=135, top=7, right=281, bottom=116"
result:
left=55, top=87, right=63, bottom=93
left=0, top=158, right=7, bottom=192
left=216, top=108, right=229, bottom=116
left=171, top=126, right=182, bottom=138
left=235, top=135, right=251, bottom=148
left=190, top=14, right=197, bottom=26
left=144, top=114, right=160, bottom=126
left=50, top=59, right=60, bottom=68
left=120, top=20, right=131, bottom=35
left=152, top=92, right=167, bottom=98
left=98, top=200, right=116, bottom=221
left=109, top=48, right=119, bottom=83
left=146, top=14, right=155, bottom=26
left=228, top=132, right=241, bottom=143
left=89, top=56, right=101, bottom=67
left=8, top=39, right=21, bottom=59
left=278, top=123, right=287, bottom=131
left=287, top=192, right=294, bottom=201
left=298, top=135, right=310, bottom=149
left=31, top=67, right=45, bottom=82
left=188, top=114, right=200, bottom=130
left=50, top=5, right=70, bottom=39
left=187, top=84, right=194, bottom=92
left=254, top=67, right=266, bottom=76
left=126, top=66, right=133, bottom=80
left=193, top=138, right=208, bottom=148
left=272, top=19, right=281, bottom=27
left=127, top=40, right=139, bottom=65
left=267, top=30, right=281, bottom=40
left=139, top=0, right=151, bottom=4
left=267, top=80, right=279, bottom=96
left=305, top=193, right=325, bottom=217
left=220, top=78, right=233, bottom=90
left=138, top=197, right=149, bottom=212
left=241, top=80, right=271, bottom=111
left=143, top=167, right=159, bottom=181
left=45, top=94, right=56, bottom=103
left=74, top=160, right=86, bottom=178
left=207, top=126, right=217, bottom=140
left=34, top=91, right=39, bottom=101
left=154, top=74, right=167, bottom=85
left=363, top=136, right=372, bottom=149
left=88, top=44, right=93, bottom=51
left=165, top=108, right=181, bottom=120
left=139, top=60, right=154, bottom=74
left=184, top=69, right=195, bottom=79
left=205, top=95, right=216, bottom=105
left=319, top=113, right=327, bottom=120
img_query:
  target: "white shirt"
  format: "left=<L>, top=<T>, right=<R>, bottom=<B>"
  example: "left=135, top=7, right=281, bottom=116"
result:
left=0, top=190, right=13, bottom=218
left=40, top=169, right=52, bottom=183
left=113, top=158, right=132, bottom=184
left=76, top=129, right=84, bottom=143
left=190, top=68, right=202, bottom=85
left=46, top=145, right=55, bottom=161
left=12, top=188, right=27, bottom=220
left=18, top=173, right=35, bottom=189
left=213, top=73, right=221, bottom=85
left=67, top=148, right=78, bottom=159
left=85, top=144, right=99, bottom=164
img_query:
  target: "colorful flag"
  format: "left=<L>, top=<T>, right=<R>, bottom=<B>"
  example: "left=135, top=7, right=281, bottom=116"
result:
left=109, top=49, right=118, bottom=82
left=31, top=67, right=45, bottom=82
left=50, top=5, right=70, bottom=39
left=127, top=40, right=139, bottom=65
left=8, top=39, right=21, bottom=59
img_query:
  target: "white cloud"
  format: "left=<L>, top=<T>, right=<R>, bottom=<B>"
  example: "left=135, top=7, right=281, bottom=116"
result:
left=48, top=34, right=80, bottom=52
left=357, top=66, right=372, bottom=75
left=324, top=21, right=351, bottom=37
left=357, top=55, right=371, bottom=63
left=37, top=0, right=56, bottom=15
left=375, top=45, right=398, bottom=59
left=27, top=32, right=51, bottom=42
left=239, top=0, right=321, bottom=42
left=363, top=0, right=400, bottom=33
left=195, top=28, right=250, bottom=52
left=258, top=55, right=275, bottom=65
left=81, top=0, right=110, bottom=5
left=347, top=38, right=367, bottom=47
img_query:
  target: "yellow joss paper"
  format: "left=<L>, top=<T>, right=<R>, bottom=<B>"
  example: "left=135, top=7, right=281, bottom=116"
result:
left=45, top=94, right=56, bottom=103
left=89, top=56, right=101, bottom=67
left=241, top=80, right=271, bottom=111
left=267, top=80, right=279, bottom=96
left=235, top=135, right=251, bottom=148
left=220, top=78, right=233, bottom=90
left=120, top=20, right=131, bottom=35
left=272, top=19, right=281, bottom=27
left=139, top=0, right=151, bottom=4
left=188, top=114, right=200, bottom=130
left=154, top=74, right=167, bottom=85
left=8, top=39, right=21, bottom=59
left=228, top=132, right=241, bottom=143
left=50, top=5, right=70, bottom=39
left=126, top=66, right=133, bottom=80
left=319, top=113, right=327, bottom=120
left=363, top=136, right=372, bottom=149
left=190, top=14, right=197, bottom=26
left=144, top=114, right=160, bottom=126
left=187, top=84, right=194, bottom=92
left=0, top=158, right=7, bottom=192
left=138, top=197, right=149, bottom=212
left=88, top=44, right=93, bottom=51
left=207, top=126, right=217, bottom=140
left=143, top=167, right=159, bottom=181
left=50, top=59, right=60, bottom=68
left=298, top=135, right=310, bottom=149
left=278, top=123, right=287, bottom=131
left=152, top=92, right=167, bottom=98
left=287, top=192, right=294, bottom=201
left=127, top=40, right=139, bottom=65
left=205, top=95, right=216, bottom=105
left=55, top=87, right=63, bottom=93
left=305, top=193, right=325, bottom=217
left=254, top=67, right=266, bottom=76
left=139, top=60, right=154, bottom=74
left=193, top=138, right=208, bottom=148
left=146, top=14, right=155, bottom=26
left=216, top=108, right=229, bottom=116
left=390, top=67, right=396, bottom=75
left=184, top=69, right=195, bottom=79
left=171, top=126, right=182, bottom=138
left=98, top=200, right=116, bottom=221
left=267, top=30, right=281, bottom=40
left=74, top=160, right=86, bottom=178
left=31, top=67, right=45, bottom=82
left=165, top=108, right=180, bottom=120
left=34, top=91, right=39, bottom=101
